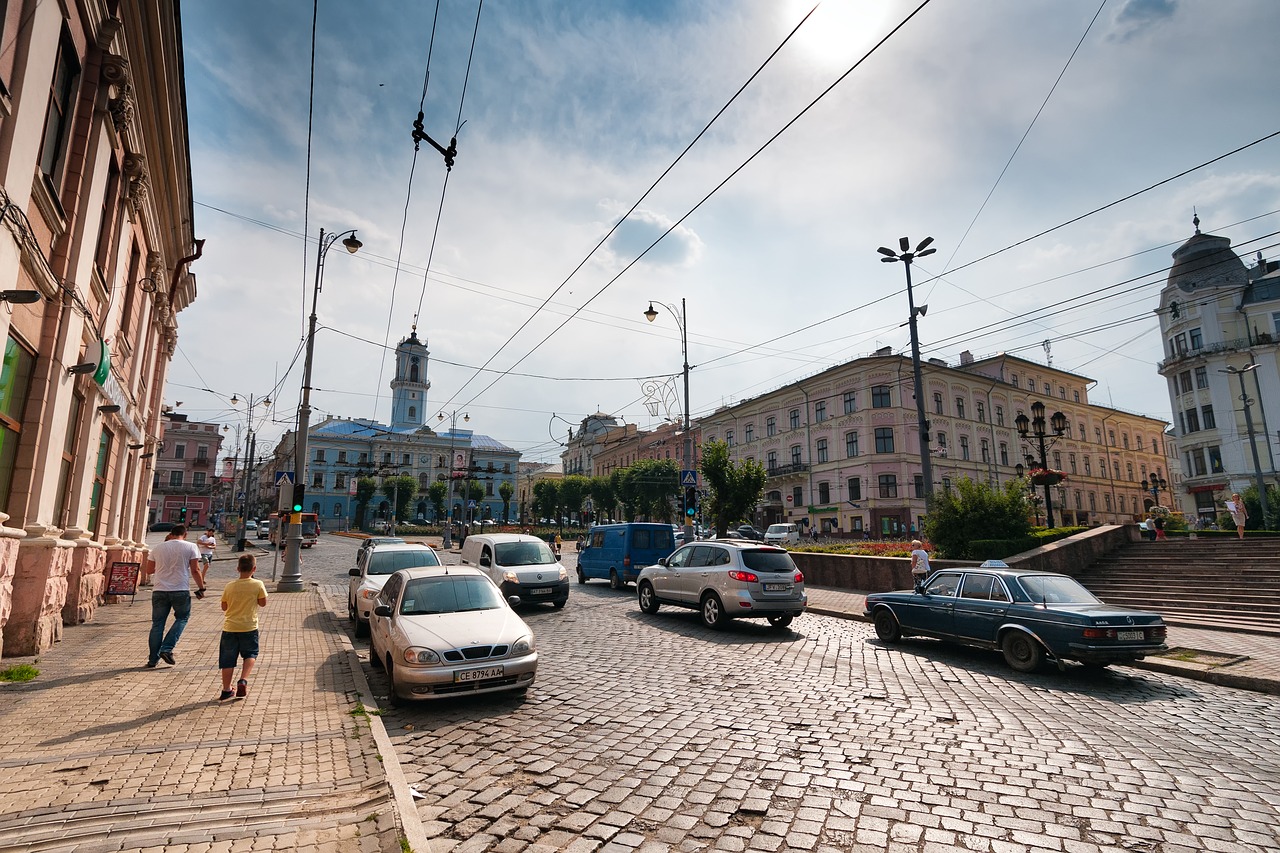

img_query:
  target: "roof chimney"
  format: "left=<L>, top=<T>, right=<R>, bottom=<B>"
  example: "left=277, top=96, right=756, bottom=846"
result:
left=960, top=350, right=974, bottom=365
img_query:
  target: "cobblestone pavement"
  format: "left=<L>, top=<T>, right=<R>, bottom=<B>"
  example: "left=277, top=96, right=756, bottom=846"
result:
left=0, top=533, right=407, bottom=853
left=320, top=541, right=1280, bottom=853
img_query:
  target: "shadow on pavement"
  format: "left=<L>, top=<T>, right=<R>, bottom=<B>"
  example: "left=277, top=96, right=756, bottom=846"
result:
left=39, top=699, right=213, bottom=746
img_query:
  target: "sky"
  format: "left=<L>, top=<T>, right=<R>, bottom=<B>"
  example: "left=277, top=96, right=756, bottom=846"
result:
left=176, top=0, right=1280, bottom=464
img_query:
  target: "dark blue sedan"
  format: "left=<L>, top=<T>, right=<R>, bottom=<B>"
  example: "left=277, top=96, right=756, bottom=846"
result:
left=863, top=561, right=1168, bottom=673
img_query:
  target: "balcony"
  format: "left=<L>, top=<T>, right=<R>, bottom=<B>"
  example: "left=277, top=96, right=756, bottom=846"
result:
left=192, top=457, right=210, bottom=466
left=1157, top=338, right=1249, bottom=372
left=766, top=462, right=809, bottom=479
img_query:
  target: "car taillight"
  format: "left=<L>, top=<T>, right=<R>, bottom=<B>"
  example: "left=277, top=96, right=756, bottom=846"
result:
left=1149, top=625, right=1167, bottom=641
left=794, top=571, right=804, bottom=583
left=727, top=570, right=759, bottom=583
left=624, top=556, right=631, bottom=567
left=1082, top=627, right=1115, bottom=639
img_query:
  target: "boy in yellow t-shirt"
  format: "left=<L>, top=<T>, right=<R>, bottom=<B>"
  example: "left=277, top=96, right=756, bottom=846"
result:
left=218, top=555, right=268, bottom=702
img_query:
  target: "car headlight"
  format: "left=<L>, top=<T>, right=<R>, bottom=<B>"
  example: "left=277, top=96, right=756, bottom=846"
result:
left=502, top=570, right=519, bottom=584
left=510, top=635, right=534, bottom=655
left=402, top=646, right=441, bottom=665
left=359, top=588, right=378, bottom=600
left=558, top=566, right=569, bottom=582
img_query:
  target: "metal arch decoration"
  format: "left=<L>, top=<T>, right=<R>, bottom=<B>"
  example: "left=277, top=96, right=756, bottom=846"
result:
left=640, top=377, right=680, bottom=422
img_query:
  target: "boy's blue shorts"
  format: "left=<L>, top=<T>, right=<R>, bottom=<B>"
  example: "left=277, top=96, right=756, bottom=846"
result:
left=219, top=630, right=259, bottom=669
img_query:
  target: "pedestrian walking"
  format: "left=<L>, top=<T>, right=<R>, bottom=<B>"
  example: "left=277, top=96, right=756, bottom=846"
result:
left=1226, top=494, right=1248, bottom=539
left=142, top=523, right=205, bottom=668
left=218, top=554, right=268, bottom=702
left=1153, top=515, right=1167, bottom=540
left=909, top=539, right=931, bottom=588
left=197, top=527, right=217, bottom=571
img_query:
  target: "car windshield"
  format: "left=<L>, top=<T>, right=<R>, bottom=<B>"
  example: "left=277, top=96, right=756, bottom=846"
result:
left=399, top=575, right=504, bottom=615
left=740, top=550, right=798, bottom=573
left=766, top=525, right=787, bottom=534
left=367, top=549, right=441, bottom=575
left=1018, top=575, right=1101, bottom=604
left=494, top=541, right=557, bottom=566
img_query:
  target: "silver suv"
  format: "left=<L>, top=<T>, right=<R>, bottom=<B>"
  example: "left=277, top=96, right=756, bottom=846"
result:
left=636, top=540, right=807, bottom=630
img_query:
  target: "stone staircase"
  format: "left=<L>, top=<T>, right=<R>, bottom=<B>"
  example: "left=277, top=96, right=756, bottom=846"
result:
left=1075, top=537, right=1280, bottom=636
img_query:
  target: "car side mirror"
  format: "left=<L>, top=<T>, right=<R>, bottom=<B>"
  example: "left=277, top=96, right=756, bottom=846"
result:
left=479, top=556, right=491, bottom=568
left=507, top=595, right=521, bottom=608
left=348, top=568, right=360, bottom=577
left=658, top=557, right=668, bottom=567
left=373, top=604, right=392, bottom=617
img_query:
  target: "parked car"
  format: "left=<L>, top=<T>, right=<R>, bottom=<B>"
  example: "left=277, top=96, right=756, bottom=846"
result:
left=257, top=522, right=270, bottom=539
left=636, top=540, right=807, bottom=630
left=735, top=525, right=764, bottom=541
left=356, top=536, right=406, bottom=561
left=577, top=522, right=677, bottom=589
left=460, top=533, right=569, bottom=609
left=245, top=520, right=257, bottom=531
left=348, top=543, right=442, bottom=637
left=369, top=565, right=537, bottom=702
left=863, top=560, right=1169, bottom=673
left=763, top=523, right=800, bottom=546
left=148, top=521, right=174, bottom=532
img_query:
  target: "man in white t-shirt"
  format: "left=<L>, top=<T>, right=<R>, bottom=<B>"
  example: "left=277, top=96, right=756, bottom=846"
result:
left=197, top=528, right=217, bottom=570
left=143, top=525, right=205, bottom=668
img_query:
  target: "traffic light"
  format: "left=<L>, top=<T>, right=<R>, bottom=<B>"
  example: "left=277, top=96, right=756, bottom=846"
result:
left=291, top=484, right=305, bottom=513
left=684, top=486, right=697, bottom=517
left=179, top=506, right=187, bottom=522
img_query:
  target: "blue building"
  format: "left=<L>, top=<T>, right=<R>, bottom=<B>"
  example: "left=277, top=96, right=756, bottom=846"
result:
left=300, top=330, right=519, bottom=529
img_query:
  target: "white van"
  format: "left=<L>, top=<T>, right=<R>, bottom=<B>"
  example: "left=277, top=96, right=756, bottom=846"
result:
left=764, top=523, right=800, bottom=546
left=460, top=533, right=570, bottom=609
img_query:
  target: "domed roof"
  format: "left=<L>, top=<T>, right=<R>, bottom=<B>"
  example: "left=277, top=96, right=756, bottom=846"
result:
left=1168, top=220, right=1246, bottom=293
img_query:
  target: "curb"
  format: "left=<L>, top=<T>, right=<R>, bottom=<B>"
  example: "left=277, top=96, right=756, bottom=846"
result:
left=807, top=603, right=1280, bottom=696
left=317, top=587, right=433, bottom=853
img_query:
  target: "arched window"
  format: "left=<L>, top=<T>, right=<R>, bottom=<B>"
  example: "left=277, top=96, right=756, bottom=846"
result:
left=408, top=406, right=416, bottom=419
left=409, top=356, right=420, bottom=383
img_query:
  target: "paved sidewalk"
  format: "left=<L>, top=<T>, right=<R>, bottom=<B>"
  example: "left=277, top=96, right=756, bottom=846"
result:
left=0, top=560, right=424, bottom=853
left=807, top=585, right=1280, bottom=695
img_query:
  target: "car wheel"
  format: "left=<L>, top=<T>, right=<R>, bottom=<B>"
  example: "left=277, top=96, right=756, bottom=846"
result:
left=638, top=582, right=660, bottom=614
left=873, top=608, right=902, bottom=643
left=385, top=656, right=402, bottom=706
left=700, top=592, right=727, bottom=629
left=553, top=600, right=566, bottom=610
left=1002, top=632, right=1044, bottom=673
left=767, top=614, right=793, bottom=630
left=348, top=597, right=358, bottom=624
left=354, top=614, right=370, bottom=639
left=369, top=643, right=383, bottom=669
left=609, top=569, right=623, bottom=591
left=577, top=567, right=586, bottom=584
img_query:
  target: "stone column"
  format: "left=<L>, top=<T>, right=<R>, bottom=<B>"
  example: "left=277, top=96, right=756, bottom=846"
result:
left=61, top=527, right=107, bottom=625
left=3, top=524, right=74, bottom=656
left=0, top=512, right=27, bottom=659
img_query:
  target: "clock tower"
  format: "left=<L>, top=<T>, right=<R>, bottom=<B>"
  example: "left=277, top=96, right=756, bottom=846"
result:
left=389, top=328, right=430, bottom=430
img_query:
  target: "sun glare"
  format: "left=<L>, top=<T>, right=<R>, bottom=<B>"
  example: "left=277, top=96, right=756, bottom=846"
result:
left=786, top=0, right=892, bottom=67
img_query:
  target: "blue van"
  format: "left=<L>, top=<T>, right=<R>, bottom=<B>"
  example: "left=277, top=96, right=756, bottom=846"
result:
left=577, top=523, right=677, bottom=589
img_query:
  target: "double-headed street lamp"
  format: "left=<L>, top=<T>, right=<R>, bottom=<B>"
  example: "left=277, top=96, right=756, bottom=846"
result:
left=644, top=298, right=694, bottom=540
left=281, top=227, right=361, bottom=592
left=878, top=237, right=937, bottom=508
left=1142, top=474, right=1168, bottom=509
left=439, top=411, right=469, bottom=549
left=1015, top=401, right=1068, bottom=529
left=228, top=393, right=270, bottom=551
left=1220, top=362, right=1269, bottom=525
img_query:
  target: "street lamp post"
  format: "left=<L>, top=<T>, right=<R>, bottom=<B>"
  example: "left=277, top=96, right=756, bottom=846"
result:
left=1141, top=474, right=1168, bottom=509
left=878, top=237, right=937, bottom=513
left=439, top=411, right=469, bottom=549
left=229, top=393, right=271, bottom=552
left=644, top=298, right=694, bottom=542
left=281, top=227, right=361, bottom=592
left=1221, top=363, right=1270, bottom=525
left=1015, top=401, right=1068, bottom=529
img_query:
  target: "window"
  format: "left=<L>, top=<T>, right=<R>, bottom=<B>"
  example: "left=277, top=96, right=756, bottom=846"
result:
left=39, top=34, right=80, bottom=182
left=788, top=445, right=801, bottom=466
left=914, top=474, right=926, bottom=497
left=960, top=436, right=970, bottom=461
left=1095, top=427, right=1102, bottom=443
left=843, top=391, right=856, bottom=414
left=980, top=439, right=990, bottom=463
left=1053, top=451, right=1061, bottom=469
left=403, top=453, right=411, bottom=465
left=976, top=401, right=985, bottom=423
left=1202, top=405, right=1216, bottom=429
left=818, top=482, right=830, bottom=503
left=335, top=503, right=343, bottom=518
left=937, top=432, right=947, bottom=450
left=1088, top=492, right=1097, bottom=511
left=94, top=160, right=120, bottom=274
left=816, top=438, right=828, bottom=463
left=1075, top=491, right=1082, bottom=509
left=744, top=423, right=754, bottom=442
left=766, top=417, right=776, bottom=436
left=1178, top=371, right=1193, bottom=394
left=193, top=472, right=206, bottom=487
left=792, top=486, right=803, bottom=506
left=1113, top=461, right=1121, bottom=479
left=1119, top=495, right=1126, bottom=513
left=87, top=430, right=112, bottom=535
left=847, top=477, right=861, bottom=500
left=1189, top=327, right=1203, bottom=350
left=360, top=452, right=369, bottom=464
left=383, top=452, right=392, bottom=464
left=169, top=470, right=183, bottom=487
left=173, top=443, right=185, bottom=460
left=872, top=386, right=891, bottom=408
left=874, top=427, right=894, bottom=453
left=995, top=406, right=1004, bottom=426
left=408, top=406, right=416, bottom=420
left=1104, top=493, right=1112, bottom=512
left=1078, top=423, right=1086, bottom=440
left=1011, top=374, right=1019, bottom=388
left=766, top=450, right=777, bottom=471
left=878, top=474, right=897, bottom=498
left=1044, top=382, right=1051, bottom=393
left=1084, top=457, right=1092, bottom=476
left=1137, top=435, right=1145, bottom=451
left=1173, top=332, right=1188, bottom=354
left=1195, top=366, right=1208, bottom=389
left=955, top=397, right=965, bottom=419
left=1188, top=448, right=1207, bottom=477
left=315, top=449, right=326, bottom=462
left=312, top=472, right=323, bottom=488
left=54, top=393, right=82, bottom=526
left=1122, top=434, right=1129, bottom=449
left=725, top=429, right=734, bottom=447
left=933, top=392, right=943, bottom=414
left=1208, top=445, right=1223, bottom=473
left=999, top=442, right=1009, bottom=466
left=1108, top=429, right=1116, bottom=446
left=1059, top=386, right=1066, bottom=399
left=846, top=431, right=859, bottom=457
left=1073, top=390, right=1080, bottom=402
left=789, top=409, right=800, bottom=430
left=196, top=445, right=209, bottom=461
left=1069, top=454, right=1077, bottom=473
left=1126, top=462, right=1134, bottom=481
left=815, top=401, right=827, bottom=422
left=1184, top=408, right=1200, bottom=433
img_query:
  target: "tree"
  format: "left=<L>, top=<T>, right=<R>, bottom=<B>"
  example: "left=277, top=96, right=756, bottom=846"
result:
left=1238, top=484, right=1280, bottom=530
left=559, top=475, right=591, bottom=525
left=615, top=459, right=679, bottom=521
left=588, top=476, right=617, bottom=524
left=380, top=475, right=417, bottom=522
left=699, top=440, right=767, bottom=537
left=533, top=480, right=560, bottom=523
left=427, top=481, right=448, bottom=522
left=354, top=476, right=378, bottom=529
left=499, top=480, right=514, bottom=523
left=923, top=477, right=1031, bottom=559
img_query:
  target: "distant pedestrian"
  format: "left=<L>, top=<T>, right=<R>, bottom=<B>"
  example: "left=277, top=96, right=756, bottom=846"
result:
left=1153, top=516, right=1167, bottom=540
left=197, top=528, right=217, bottom=570
left=142, top=524, right=205, bottom=668
left=1227, top=494, right=1248, bottom=539
left=910, top=539, right=931, bottom=588
left=218, top=554, right=268, bottom=702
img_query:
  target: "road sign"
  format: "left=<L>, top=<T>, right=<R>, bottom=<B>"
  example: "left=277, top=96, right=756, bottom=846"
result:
left=467, top=500, right=476, bottom=508
left=275, top=471, right=295, bottom=487
left=237, top=491, right=245, bottom=501
left=680, top=469, right=698, bottom=487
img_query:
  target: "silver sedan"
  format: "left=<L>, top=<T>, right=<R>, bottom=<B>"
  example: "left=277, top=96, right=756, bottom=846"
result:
left=369, top=566, right=537, bottom=702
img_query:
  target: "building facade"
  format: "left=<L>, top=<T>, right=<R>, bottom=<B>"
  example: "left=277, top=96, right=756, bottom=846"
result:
left=149, top=412, right=222, bottom=528
left=0, top=3, right=195, bottom=656
left=1156, top=218, right=1280, bottom=522
left=702, top=350, right=1170, bottom=537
